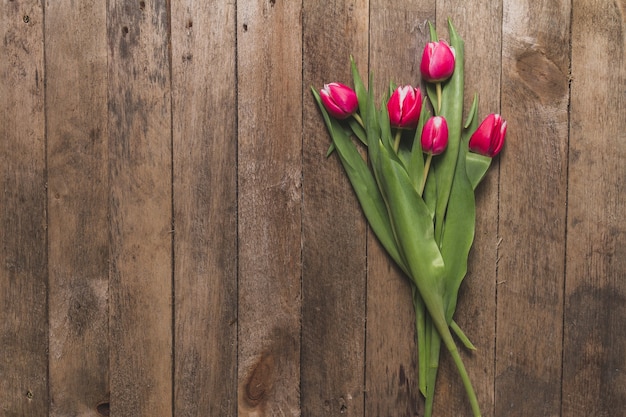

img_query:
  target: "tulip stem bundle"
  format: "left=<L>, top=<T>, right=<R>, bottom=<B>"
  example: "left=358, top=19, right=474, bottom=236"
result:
left=313, top=19, right=506, bottom=417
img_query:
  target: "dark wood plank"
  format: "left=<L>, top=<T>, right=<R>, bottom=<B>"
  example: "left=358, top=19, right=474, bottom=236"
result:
left=45, top=1, right=110, bottom=415
left=0, top=2, right=48, bottom=415
left=497, top=0, right=571, bottom=415
left=301, top=1, right=369, bottom=416
left=431, top=3, right=502, bottom=416
left=106, top=1, right=173, bottom=415
left=366, top=2, right=433, bottom=416
left=562, top=1, right=626, bottom=415
left=236, top=1, right=302, bottom=415
left=171, top=2, right=238, bottom=416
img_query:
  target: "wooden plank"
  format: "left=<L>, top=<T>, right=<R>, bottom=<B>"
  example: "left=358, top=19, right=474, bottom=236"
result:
left=45, top=1, right=110, bottom=415
left=106, top=1, right=173, bottom=415
left=301, top=1, right=368, bottom=416
left=431, top=3, right=502, bottom=416
left=236, top=1, right=302, bottom=415
left=170, top=2, right=238, bottom=416
left=497, top=0, right=571, bottom=415
left=0, top=1, right=48, bottom=416
left=562, top=1, right=626, bottom=415
left=366, top=2, right=433, bottom=416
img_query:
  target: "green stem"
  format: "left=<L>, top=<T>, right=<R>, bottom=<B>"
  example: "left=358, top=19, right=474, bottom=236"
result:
left=436, top=82, right=442, bottom=114
left=439, top=324, right=482, bottom=417
left=352, top=112, right=364, bottom=128
left=413, top=287, right=428, bottom=397
left=420, top=153, right=433, bottom=195
left=426, top=298, right=481, bottom=417
left=423, top=325, right=441, bottom=417
left=393, top=129, right=402, bottom=152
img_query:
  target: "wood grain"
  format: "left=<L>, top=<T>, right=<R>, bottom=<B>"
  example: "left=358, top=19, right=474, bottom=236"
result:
left=432, top=3, right=502, bottom=416
left=106, top=0, right=173, bottom=415
left=237, top=1, right=302, bottom=415
left=171, top=1, right=238, bottom=416
left=301, top=1, right=369, bottom=416
left=562, top=1, right=626, bottom=415
left=366, top=2, right=433, bottom=416
left=0, top=2, right=624, bottom=415
left=0, top=1, right=48, bottom=415
left=497, top=0, right=571, bottom=415
left=45, top=1, right=110, bottom=415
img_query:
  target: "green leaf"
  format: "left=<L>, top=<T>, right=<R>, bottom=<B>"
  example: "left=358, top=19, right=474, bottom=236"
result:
left=463, top=99, right=493, bottom=190
left=464, top=93, right=479, bottom=129
left=440, top=132, right=475, bottom=323
left=428, top=20, right=438, bottom=41
left=348, top=117, right=367, bottom=146
left=374, top=141, right=446, bottom=297
left=408, top=101, right=431, bottom=192
left=466, top=152, right=492, bottom=190
left=433, top=19, right=465, bottom=245
left=351, top=57, right=369, bottom=120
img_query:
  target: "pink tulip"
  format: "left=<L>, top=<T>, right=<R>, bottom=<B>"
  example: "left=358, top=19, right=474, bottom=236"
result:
left=469, top=114, right=507, bottom=157
left=387, top=85, right=422, bottom=129
left=320, top=83, right=358, bottom=119
left=420, top=40, right=455, bottom=83
left=421, top=116, right=448, bottom=155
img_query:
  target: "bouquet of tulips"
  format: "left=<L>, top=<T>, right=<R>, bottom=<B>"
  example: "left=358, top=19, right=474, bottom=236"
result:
left=312, top=20, right=506, bottom=417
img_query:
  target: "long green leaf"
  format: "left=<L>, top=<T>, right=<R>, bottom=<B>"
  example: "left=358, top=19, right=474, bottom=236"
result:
left=433, top=20, right=465, bottom=245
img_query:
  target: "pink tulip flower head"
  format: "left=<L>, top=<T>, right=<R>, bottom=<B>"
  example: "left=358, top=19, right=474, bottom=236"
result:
left=387, top=85, right=422, bottom=129
left=469, top=114, right=507, bottom=157
left=420, top=40, right=456, bottom=83
left=320, top=83, right=359, bottom=119
left=421, top=116, right=449, bottom=155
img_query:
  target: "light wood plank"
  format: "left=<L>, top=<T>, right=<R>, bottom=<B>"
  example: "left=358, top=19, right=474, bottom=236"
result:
left=497, top=0, right=571, bottom=415
left=366, top=2, right=433, bottom=416
left=431, top=3, right=502, bottom=416
left=301, top=1, right=369, bottom=416
left=171, top=1, right=238, bottom=415
left=0, top=1, right=48, bottom=415
left=562, top=1, right=626, bottom=415
left=45, top=1, right=110, bottom=415
left=237, top=0, right=302, bottom=415
left=106, top=1, right=173, bottom=414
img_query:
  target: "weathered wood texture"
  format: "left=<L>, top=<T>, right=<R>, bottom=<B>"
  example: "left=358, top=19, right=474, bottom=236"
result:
left=237, top=1, right=302, bottom=415
left=1, top=1, right=47, bottom=415
left=1, top=1, right=625, bottom=416
left=171, top=1, right=238, bottom=416
left=302, top=1, right=368, bottom=416
left=562, top=1, right=626, bottom=416
left=46, top=1, right=109, bottom=416
left=498, top=0, right=572, bottom=415
left=107, top=0, right=173, bottom=415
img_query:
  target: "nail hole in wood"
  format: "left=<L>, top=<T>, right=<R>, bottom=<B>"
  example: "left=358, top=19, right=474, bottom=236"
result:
left=243, top=23, right=248, bottom=32
left=96, top=402, right=110, bottom=416
left=139, top=1, right=145, bottom=10
left=122, top=26, right=129, bottom=35
left=186, top=19, right=193, bottom=28
left=25, top=390, right=33, bottom=400
left=23, top=15, right=30, bottom=23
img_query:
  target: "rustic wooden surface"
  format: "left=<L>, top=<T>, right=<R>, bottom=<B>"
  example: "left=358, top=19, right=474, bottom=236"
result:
left=1, top=1, right=624, bottom=416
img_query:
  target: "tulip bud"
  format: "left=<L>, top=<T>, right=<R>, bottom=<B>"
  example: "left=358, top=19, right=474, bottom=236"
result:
left=421, top=116, right=448, bottom=155
left=469, top=114, right=507, bottom=157
left=320, top=83, right=358, bottom=119
left=420, top=40, right=455, bottom=83
left=387, top=85, right=422, bottom=129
